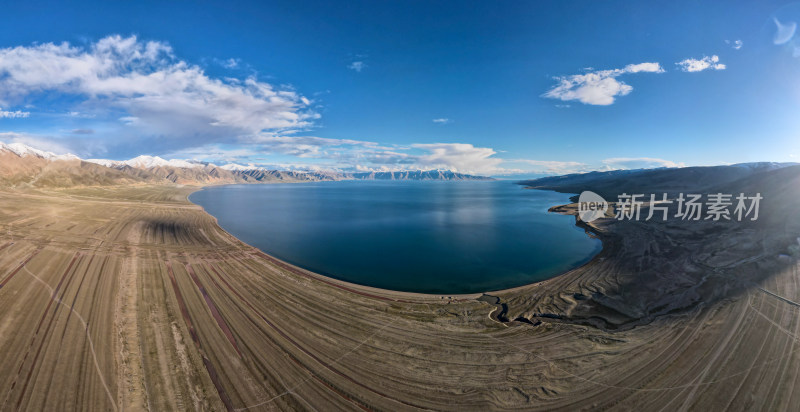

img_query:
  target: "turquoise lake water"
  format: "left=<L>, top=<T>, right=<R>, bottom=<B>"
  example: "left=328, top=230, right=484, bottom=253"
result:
left=190, top=180, right=601, bottom=294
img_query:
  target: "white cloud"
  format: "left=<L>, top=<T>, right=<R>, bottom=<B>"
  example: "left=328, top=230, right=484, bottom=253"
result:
left=103, top=138, right=632, bottom=176
left=2, top=129, right=689, bottom=178
left=164, top=145, right=261, bottom=163
left=676, top=55, right=726, bottom=72
left=411, top=143, right=505, bottom=175
left=299, top=143, right=513, bottom=175
left=544, top=72, right=630, bottom=106
left=601, top=157, right=685, bottom=170
left=0, top=108, right=29, bottom=118
left=68, top=111, right=95, bottom=118
left=543, top=62, right=664, bottom=106
left=0, top=132, right=73, bottom=154
left=162, top=134, right=388, bottom=166
left=348, top=61, right=366, bottom=72
left=623, top=62, right=664, bottom=73
left=727, top=39, right=743, bottom=50
left=503, top=159, right=588, bottom=174
left=774, top=17, right=797, bottom=45
left=220, top=58, right=239, bottom=69
left=248, top=134, right=381, bottom=158
left=0, top=36, right=692, bottom=178
left=0, top=35, right=314, bottom=149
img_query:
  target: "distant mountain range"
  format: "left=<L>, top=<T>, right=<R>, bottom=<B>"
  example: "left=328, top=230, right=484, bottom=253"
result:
left=517, top=162, right=799, bottom=200
left=347, top=170, right=493, bottom=181
left=0, top=142, right=492, bottom=188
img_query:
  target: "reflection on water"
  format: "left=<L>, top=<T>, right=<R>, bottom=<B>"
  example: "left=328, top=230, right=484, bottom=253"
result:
left=191, top=181, right=601, bottom=294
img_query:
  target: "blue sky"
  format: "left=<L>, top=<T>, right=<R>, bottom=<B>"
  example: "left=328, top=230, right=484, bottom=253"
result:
left=1, top=0, right=800, bottom=176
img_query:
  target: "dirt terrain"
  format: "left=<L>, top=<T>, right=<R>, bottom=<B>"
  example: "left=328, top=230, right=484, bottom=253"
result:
left=1, top=183, right=799, bottom=411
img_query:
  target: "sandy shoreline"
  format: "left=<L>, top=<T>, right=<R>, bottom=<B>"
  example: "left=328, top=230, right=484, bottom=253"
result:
left=2, top=184, right=799, bottom=411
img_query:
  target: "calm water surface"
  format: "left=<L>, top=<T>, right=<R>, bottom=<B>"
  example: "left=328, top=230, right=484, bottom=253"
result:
left=190, top=181, right=601, bottom=294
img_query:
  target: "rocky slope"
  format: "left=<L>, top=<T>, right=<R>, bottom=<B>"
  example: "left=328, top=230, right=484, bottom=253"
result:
left=511, top=163, right=800, bottom=330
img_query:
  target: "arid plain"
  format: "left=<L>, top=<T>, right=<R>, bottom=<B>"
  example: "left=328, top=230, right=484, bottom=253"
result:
left=1, top=177, right=800, bottom=411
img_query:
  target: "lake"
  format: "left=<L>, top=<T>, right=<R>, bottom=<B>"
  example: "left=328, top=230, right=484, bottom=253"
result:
left=190, top=180, right=601, bottom=294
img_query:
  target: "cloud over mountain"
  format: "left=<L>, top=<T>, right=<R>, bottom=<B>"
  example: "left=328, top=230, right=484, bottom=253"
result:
left=0, top=35, right=315, bottom=150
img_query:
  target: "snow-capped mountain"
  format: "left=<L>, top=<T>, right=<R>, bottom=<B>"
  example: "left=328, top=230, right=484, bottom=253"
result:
left=0, top=141, right=80, bottom=161
left=219, top=163, right=262, bottom=171
left=86, top=155, right=205, bottom=169
left=0, top=140, right=493, bottom=187
left=0, top=141, right=144, bottom=188
left=85, top=154, right=344, bottom=184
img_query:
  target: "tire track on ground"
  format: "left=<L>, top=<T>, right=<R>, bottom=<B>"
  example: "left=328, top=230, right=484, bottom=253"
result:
left=206, top=262, right=421, bottom=411
left=254, top=251, right=416, bottom=304
left=165, top=260, right=235, bottom=411
left=8, top=252, right=81, bottom=410
left=17, top=264, right=119, bottom=412
left=0, top=247, right=41, bottom=288
left=186, top=263, right=242, bottom=357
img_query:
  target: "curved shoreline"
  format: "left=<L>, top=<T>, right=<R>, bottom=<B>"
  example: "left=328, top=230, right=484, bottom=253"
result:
left=185, top=185, right=482, bottom=303
left=4, top=184, right=799, bottom=410
left=490, top=201, right=612, bottom=296
left=185, top=184, right=607, bottom=301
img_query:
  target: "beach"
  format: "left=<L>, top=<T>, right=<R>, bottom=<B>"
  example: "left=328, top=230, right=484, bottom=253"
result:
left=1, top=184, right=799, bottom=411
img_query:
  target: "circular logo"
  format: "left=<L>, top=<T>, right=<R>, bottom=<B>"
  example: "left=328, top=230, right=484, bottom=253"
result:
left=577, top=191, right=608, bottom=223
